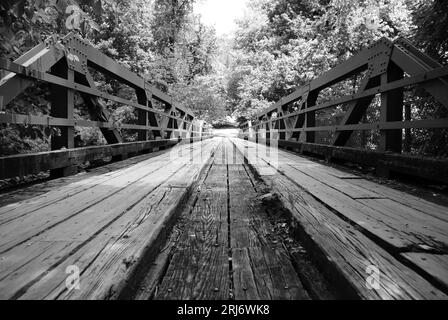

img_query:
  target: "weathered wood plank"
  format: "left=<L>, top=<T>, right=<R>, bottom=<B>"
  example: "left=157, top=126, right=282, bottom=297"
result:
left=190, top=190, right=227, bottom=223
left=358, top=198, right=448, bottom=252
left=61, top=187, right=194, bottom=300
left=0, top=158, right=176, bottom=253
left=154, top=144, right=230, bottom=300
left=0, top=139, right=181, bottom=180
left=281, top=146, right=447, bottom=220
left=18, top=140, right=219, bottom=299
left=401, top=253, right=448, bottom=290
left=283, top=145, right=448, bottom=221
left=269, top=170, right=446, bottom=299
left=0, top=175, right=170, bottom=297
left=0, top=141, right=211, bottom=253
left=289, top=164, right=383, bottom=199
left=227, top=164, right=264, bottom=224
left=0, top=156, right=166, bottom=224
left=0, top=141, right=208, bottom=217
left=283, top=166, right=448, bottom=250
left=228, top=164, right=253, bottom=190
left=232, top=247, right=309, bottom=300
left=225, top=141, right=310, bottom=300
left=231, top=138, right=447, bottom=299
left=213, top=139, right=227, bottom=165
left=156, top=243, right=229, bottom=300
left=348, top=178, right=448, bottom=223
left=315, top=166, right=360, bottom=179
left=0, top=138, right=219, bottom=299
left=17, top=187, right=191, bottom=300
left=203, top=165, right=227, bottom=189
left=279, top=150, right=361, bottom=179
left=155, top=161, right=228, bottom=299
left=234, top=138, right=448, bottom=252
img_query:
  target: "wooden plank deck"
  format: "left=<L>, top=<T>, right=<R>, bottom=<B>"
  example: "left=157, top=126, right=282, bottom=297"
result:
left=231, top=137, right=448, bottom=299
left=0, top=138, right=219, bottom=299
left=152, top=138, right=312, bottom=300
left=155, top=142, right=229, bottom=300
left=1, top=135, right=447, bottom=300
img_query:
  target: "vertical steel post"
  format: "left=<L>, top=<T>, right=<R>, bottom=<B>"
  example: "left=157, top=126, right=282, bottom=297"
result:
left=50, top=60, right=75, bottom=177
left=136, top=88, right=149, bottom=142
left=306, top=91, right=318, bottom=143
left=379, top=63, right=404, bottom=153
left=404, top=104, right=412, bottom=153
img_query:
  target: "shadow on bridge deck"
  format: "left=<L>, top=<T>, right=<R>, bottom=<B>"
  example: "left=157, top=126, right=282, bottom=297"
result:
left=0, top=137, right=447, bottom=300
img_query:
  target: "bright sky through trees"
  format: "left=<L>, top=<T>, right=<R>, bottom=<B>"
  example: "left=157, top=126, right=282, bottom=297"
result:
left=194, top=0, right=249, bottom=35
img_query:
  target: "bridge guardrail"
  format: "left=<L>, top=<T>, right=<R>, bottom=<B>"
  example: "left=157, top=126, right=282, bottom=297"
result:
left=0, top=33, right=212, bottom=179
left=240, top=37, right=448, bottom=183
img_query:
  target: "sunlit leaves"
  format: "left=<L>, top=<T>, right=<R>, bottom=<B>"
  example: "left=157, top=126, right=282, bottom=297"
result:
left=229, top=0, right=416, bottom=121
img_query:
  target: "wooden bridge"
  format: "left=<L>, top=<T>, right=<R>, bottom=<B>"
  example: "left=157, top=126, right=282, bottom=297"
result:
left=0, top=34, right=447, bottom=300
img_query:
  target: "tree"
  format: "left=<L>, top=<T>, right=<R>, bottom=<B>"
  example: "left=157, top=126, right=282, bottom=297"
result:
left=151, top=0, right=195, bottom=54
left=1, top=0, right=221, bottom=155
left=412, top=0, right=448, bottom=64
left=225, top=0, right=431, bottom=152
left=0, top=0, right=102, bottom=155
left=172, top=74, right=226, bottom=124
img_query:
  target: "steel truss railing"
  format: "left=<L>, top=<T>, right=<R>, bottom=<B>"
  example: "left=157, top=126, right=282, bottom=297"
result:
left=240, top=37, right=448, bottom=182
left=0, top=32, right=212, bottom=178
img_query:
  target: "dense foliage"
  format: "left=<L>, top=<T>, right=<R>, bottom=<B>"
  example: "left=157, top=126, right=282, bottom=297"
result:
left=0, top=0, right=226, bottom=154
left=0, top=0, right=447, bottom=156
left=224, top=0, right=448, bottom=156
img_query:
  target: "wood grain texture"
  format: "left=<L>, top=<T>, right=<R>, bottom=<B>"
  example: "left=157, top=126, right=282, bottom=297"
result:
left=3, top=135, right=446, bottom=300
left=289, top=163, right=383, bottom=199
left=0, top=149, right=168, bottom=208
left=234, top=139, right=448, bottom=252
left=282, top=166, right=448, bottom=251
left=156, top=243, right=229, bottom=300
left=0, top=141, right=213, bottom=252
left=231, top=137, right=448, bottom=299
left=348, top=178, right=448, bottom=223
left=154, top=138, right=310, bottom=300
left=155, top=144, right=229, bottom=300
left=0, top=139, right=219, bottom=299
left=226, top=142, right=309, bottom=300
left=232, top=247, right=309, bottom=300
left=401, top=253, right=448, bottom=290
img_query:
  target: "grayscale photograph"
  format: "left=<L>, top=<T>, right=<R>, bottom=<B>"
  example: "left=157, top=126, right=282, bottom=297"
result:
left=0, top=0, right=447, bottom=309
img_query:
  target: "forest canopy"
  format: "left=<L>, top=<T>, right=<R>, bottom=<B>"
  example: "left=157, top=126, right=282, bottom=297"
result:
left=1, top=0, right=447, bottom=156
